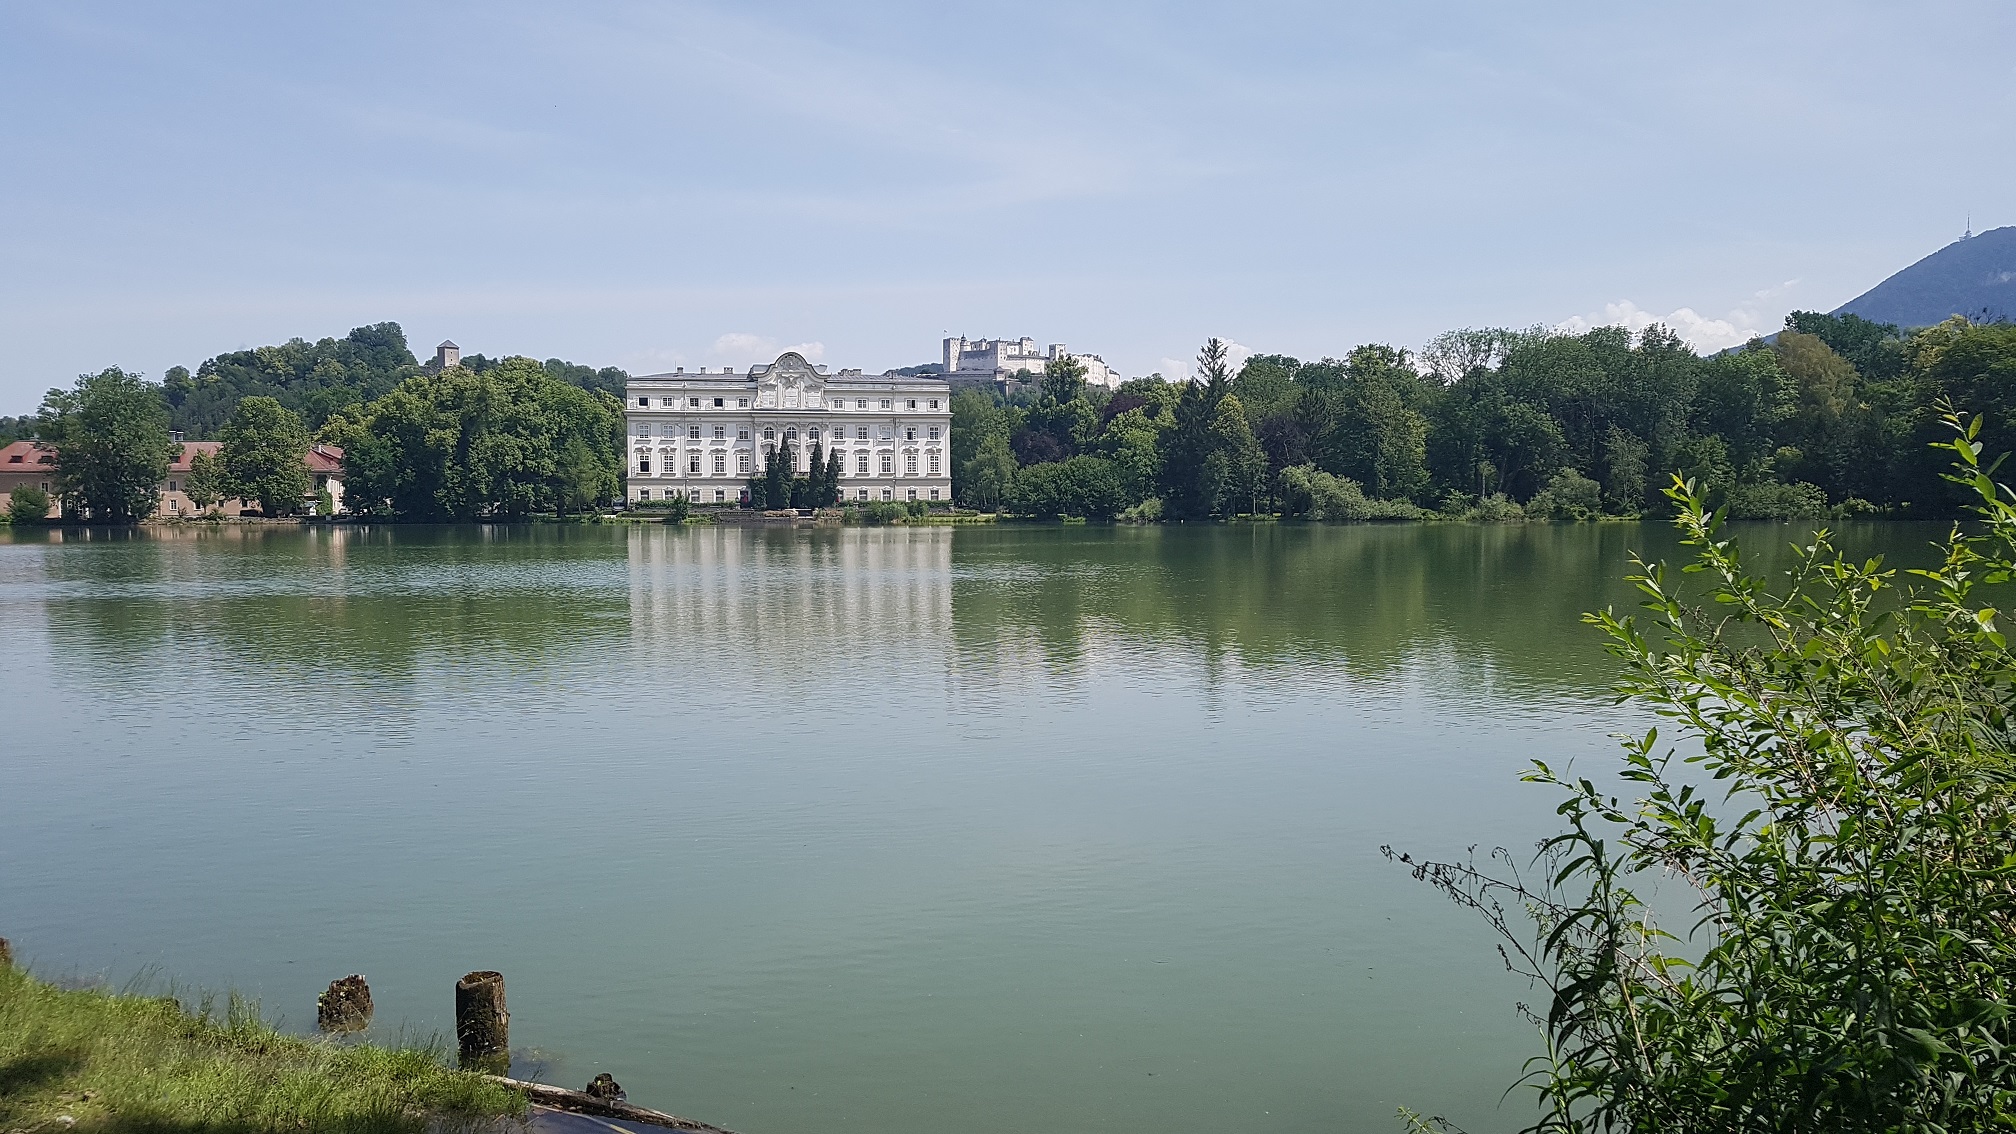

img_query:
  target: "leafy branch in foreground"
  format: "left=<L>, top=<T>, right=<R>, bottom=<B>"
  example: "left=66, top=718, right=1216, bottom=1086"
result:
left=1389, top=410, right=2016, bottom=1133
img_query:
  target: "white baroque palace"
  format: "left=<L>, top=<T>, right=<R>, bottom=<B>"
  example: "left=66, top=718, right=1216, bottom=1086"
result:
left=625, top=352, right=954, bottom=505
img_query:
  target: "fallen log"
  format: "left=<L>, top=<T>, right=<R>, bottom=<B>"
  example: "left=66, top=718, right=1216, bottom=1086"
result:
left=485, top=1075, right=738, bottom=1134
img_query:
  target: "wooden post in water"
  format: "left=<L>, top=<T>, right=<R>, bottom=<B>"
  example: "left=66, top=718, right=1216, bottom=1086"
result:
left=317, top=975, right=373, bottom=1032
left=456, top=970, right=509, bottom=1069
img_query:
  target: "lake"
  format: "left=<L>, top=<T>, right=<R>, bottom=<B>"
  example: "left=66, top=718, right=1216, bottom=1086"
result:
left=0, top=519, right=1947, bottom=1133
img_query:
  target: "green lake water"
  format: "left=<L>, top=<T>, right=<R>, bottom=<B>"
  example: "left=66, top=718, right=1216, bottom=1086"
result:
left=0, top=520, right=1950, bottom=1132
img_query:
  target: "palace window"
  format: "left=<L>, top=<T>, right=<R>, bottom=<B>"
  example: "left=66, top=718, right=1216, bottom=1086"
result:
left=635, top=423, right=651, bottom=437
left=689, top=453, right=701, bottom=474
left=904, top=427, right=915, bottom=441
left=714, top=489, right=726, bottom=502
left=808, top=428, right=820, bottom=441
left=856, top=399, right=867, bottom=409
left=907, top=400, right=917, bottom=410
left=856, top=426, right=868, bottom=440
left=713, top=398, right=724, bottom=407
left=928, top=451, right=940, bottom=476
left=713, top=452, right=726, bottom=475
left=638, top=488, right=651, bottom=499
left=738, top=428, right=750, bottom=440
left=636, top=449, right=650, bottom=474
left=763, top=427, right=776, bottom=441
left=929, top=399, right=940, bottom=410
left=906, top=452, right=918, bottom=477
left=738, top=398, right=749, bottom=408
left=880, top=453, right=893, bottom=476
left=880, top=399, right=892, bottom=409
left=637, top=397, right=648, bottom=407
left=785, top=428, right=797, bottom=442
left=688, top=425, right=701, bottom=440
left=907, top=488, right=918, bottom=501
left=738, top=452, right=751, bottom=474
left=930, top=487, right=941, bottom=500
left=881, top=488, right=892, bottom=501
left=856, top=453, right=869, bottom=475
left=928, top=426, right=940, bottom=441
left=688, top=397, right=700, bottom=407
left=713, top=425, right=725, bottom=439
left=858, top=488, right=869, bottom=500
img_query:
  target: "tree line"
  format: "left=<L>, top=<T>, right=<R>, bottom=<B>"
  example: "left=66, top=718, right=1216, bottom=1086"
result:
left=953, top=312, right=2016, bottom=521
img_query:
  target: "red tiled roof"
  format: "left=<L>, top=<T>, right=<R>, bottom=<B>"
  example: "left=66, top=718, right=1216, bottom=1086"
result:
left=0, top=440, right=56, bottom=468
left=168, top=440, right=222, bottom=472
left=306, top=443, right=344, bottom=473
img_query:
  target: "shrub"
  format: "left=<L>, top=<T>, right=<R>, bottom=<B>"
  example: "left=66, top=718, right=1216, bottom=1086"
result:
left=1278, top=464, right=1422, bottom=522
left=1395, top=416, right=2016, bottom=1133
left=1524, top=467, right=1603, bottom=521
left=1726, top=479, right=1829, bottom=520
left=8, top=485, right=51, bottom=525
left=1010, top=456, right=1130, bottom=518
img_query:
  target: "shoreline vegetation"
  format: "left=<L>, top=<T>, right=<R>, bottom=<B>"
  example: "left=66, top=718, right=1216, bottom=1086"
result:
left=7, top=311, right=2016, bottom=527
left=0, top=961, right=520, bottom=1134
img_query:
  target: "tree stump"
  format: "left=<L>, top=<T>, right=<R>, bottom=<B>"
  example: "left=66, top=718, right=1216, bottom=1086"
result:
left=455, top=970, right=509, bottom=1069
left=584, top=1073, right=626, bottom=1101
left=316, top=975, right=373, bottom=1032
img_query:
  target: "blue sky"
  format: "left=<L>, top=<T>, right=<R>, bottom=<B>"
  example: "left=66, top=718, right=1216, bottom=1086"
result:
left=2, top=0, right=2010, bottom=409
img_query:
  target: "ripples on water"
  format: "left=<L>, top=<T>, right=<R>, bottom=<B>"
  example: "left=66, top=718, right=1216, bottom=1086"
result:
left=0, top=520, right=1947, bottom=1133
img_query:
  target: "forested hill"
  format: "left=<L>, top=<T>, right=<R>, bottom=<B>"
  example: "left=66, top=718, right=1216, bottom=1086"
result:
left=1834, top=225, right=2016, bottom=328
left=152, top=322, right=628, bottom=438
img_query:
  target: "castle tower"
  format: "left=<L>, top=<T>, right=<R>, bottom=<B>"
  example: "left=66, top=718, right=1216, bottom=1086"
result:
left=435, top=340, right=461, bottom=370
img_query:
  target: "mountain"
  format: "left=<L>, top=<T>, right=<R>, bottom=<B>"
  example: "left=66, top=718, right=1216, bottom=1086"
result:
left=1833, top=225, right=2016, bottom=328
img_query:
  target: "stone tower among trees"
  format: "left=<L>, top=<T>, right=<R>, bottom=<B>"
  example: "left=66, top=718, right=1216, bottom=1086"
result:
left=433, top=340, right=461, bottom=370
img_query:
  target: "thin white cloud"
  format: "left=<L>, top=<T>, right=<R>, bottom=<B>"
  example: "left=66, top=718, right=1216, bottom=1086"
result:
left=1156, top=338, right=1251, bottom=382
left=1557, top=301, right=1765, bottom=353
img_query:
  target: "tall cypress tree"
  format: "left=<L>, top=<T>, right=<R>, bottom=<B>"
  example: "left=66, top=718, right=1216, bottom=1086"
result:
left=824, top=447, right=843, bottom=506
left=805, top=439, right=826, bottom=508
left=765, top=439, right=794, bottom=509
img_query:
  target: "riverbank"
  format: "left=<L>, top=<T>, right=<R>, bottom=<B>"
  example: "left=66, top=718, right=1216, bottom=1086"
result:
left=0, top=962, right=520, bottom=1134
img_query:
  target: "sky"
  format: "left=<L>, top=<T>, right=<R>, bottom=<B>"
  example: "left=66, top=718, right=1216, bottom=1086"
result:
left=2, top=0, right=2012, bottom=410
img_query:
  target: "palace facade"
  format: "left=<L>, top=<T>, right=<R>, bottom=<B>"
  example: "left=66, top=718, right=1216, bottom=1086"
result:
left=625, top=351, right=954, bottom=506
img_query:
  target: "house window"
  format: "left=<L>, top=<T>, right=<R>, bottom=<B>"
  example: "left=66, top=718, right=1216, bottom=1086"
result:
left=636, top=450, right=650, bottom=474
left=928, top=451, right=941, bottom=476
left=169, top=481, right=178, bottom=493
left=689, top=453, right=702, bottom=474
left=880, top=453, right=893, bottom=476
left=881, top=488, right=892, bottom=501
left=880, top=399, right=892, bottom=409
left=636, top=423, right=651, bottom=437
left=906, top=452, right=918, bottom=476
left=929, top=399, right=940, bottom=410
left=738, top=452, right=751, bottom=474
left=856, top=426, right=868, bottom=440
left=856, top=453, right=869, bottom=475
left=714, top=489, right=725, bottom=502
left=928, top=426, right=940, bottom=441
left=713, top=398, right=724, bottom=407
left=905, top=427, right=916, bottom=441
left=785, top=428, right=797, bottom=442
left=713, top=452, right=726, bottom=475
left=763, top=427, right=776, bottom=441
left=713, top=425, right=725, bottom=439
left=738, top=428, right=750, bottom=440
left=929, top=488, right=941, bottom=500
left=858, top=488, right=869, bottom=500
left=738, top=398, right=749, bottom=408
left=856, top=399, right=867, bottom=409
left=637, top=397, right=648, bottom=407
left=907, top=488, right=918, bottom=501
left=688, top=397, right=700, bottom=407
left=908, top=400, right=917, bottom=410
left=638, top=488, right=652, bottom=500
left=808, top=428, right=820, bottom=441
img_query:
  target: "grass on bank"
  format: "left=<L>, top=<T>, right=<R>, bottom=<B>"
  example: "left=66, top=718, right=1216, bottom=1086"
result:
left=0, top=964, right=522, bottom=1134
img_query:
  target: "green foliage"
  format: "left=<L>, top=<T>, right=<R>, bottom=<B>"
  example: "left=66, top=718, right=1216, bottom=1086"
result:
left=1010, top=455, right=1130, bottom=518
left=168, top=322, right=421, bottom=436
left=1725, top=478, right=1830, bottom=520
left=36, top=367, right=175, bottom=523
left=219, top=396, right=311, bottom=515
left=1278, top=464, right=1422, bottom=521
left=324, top=357, right=622, bottom=520
left=961, top=432, right=1019, bottom=511
left=0, top=965, right=520, bottom=1134
left=0, top=415, right=35, bottom=445
left=8, top=484, right=51, bottom=525
left=1524, top=467, right=1603, bottom=521
left=183, top=449, right=224, bottom=513
left=1396, top=416, right=2016, bottom=1132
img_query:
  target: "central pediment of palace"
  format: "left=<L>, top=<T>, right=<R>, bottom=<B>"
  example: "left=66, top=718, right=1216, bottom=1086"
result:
left=751, top=352, right=824, bottom=409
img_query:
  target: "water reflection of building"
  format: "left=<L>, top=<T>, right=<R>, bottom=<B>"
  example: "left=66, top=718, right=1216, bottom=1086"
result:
left=625, top=527, right=952, bottom=672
